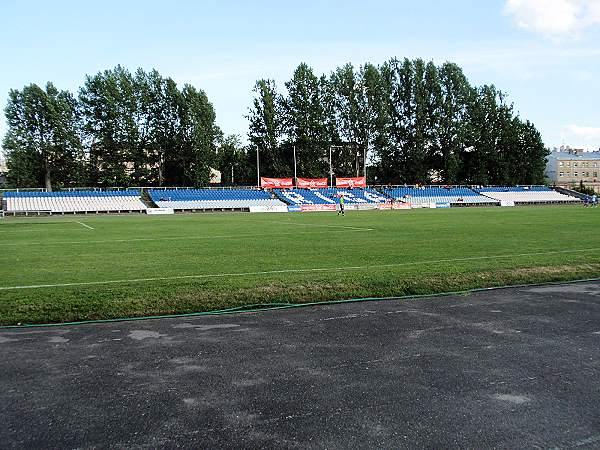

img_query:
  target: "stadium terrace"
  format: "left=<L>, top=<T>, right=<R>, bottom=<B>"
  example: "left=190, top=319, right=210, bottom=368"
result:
left=1, top=181, right=583, bottom=216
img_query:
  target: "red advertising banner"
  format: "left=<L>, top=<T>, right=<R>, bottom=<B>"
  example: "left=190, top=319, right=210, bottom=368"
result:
left=300, top=204, right=336, bottom=212
left=297, top=178, right=328, bottom=188
left=336, top=177, right=366, bottom=188
left=260, top=177, right=293, bottom=189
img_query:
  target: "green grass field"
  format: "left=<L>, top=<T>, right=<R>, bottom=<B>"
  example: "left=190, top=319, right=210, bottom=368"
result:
left=1, top=205, right=599, bottom=325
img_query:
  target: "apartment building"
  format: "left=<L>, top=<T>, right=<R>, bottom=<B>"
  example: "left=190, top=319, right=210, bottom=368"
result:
left=546, top=147, right=600, bottom=192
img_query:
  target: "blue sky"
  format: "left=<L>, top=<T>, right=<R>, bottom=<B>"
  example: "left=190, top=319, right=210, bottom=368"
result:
left=1, top=0, right=599, bottom=155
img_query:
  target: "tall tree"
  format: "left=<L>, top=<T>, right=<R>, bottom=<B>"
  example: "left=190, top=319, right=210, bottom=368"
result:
left=216, top=134, right=253, bottom=185
left=3, top=83, right=82, bottom=189
left=518, top=119, right=549, bottom=184
left=281, top=63, right=330, bottom=178
left=379, top=57, right=414, bottom=183
left=138, top=70, right=182, bottom=186
left=79, top=66, right=135, bottom=186
left=177, top=84, right=220, bottom=186
left=246, top=79, right=287, bottom=178
left=434, top=63, right=475, bottom=183
left=360, top=63, right=389, bottom=183
left=462, top=85, right=518, bottom=185
left=329, top=63, right=362, bottom=176
left=79, top=66, right=220, bottom=187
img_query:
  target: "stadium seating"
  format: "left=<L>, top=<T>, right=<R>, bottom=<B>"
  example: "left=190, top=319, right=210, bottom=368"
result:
left=4, top=190, right=147, bottom=214
left=276, top=188, right=389, bottom=205
left=382, top=186, right=497, bottom=205
left=149, top=189, right=287, bottom=210
left=276, top=189, right=335, bottom=205
left=475, top=186, right=580, bottom=204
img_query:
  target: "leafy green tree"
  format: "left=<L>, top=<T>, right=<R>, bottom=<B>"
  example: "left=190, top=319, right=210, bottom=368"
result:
left=216, top=134, right=252, bottom=185
left=137, top=70, right=182, bottom=186
left=246, top=79, right=287, bottom=178
left=360, top=63, right=390, bottom=183
left=435, top=63, right=475, bottom=183
left=79, top=66, right=220, bottom=187
left=3, top=82, right=83, bottom=189
left=281, top=63, right=330, bottom=178
left=329, top=63, right=362, bottom=176
left=379, top=58, right=414, bottom=183
left=177, top=84, right=220, bottom=186
left=462, top=85, right=499, bottom=184
left=79, top=66, right=135, bottom=186
left=496, top=115, right=548, bottom=185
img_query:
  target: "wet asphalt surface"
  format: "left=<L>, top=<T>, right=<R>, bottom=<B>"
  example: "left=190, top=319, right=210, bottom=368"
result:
left=1, top=281, right=600, bottom=449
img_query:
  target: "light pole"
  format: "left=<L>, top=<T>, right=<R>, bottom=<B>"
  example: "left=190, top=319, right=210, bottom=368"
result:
left=293, top=145, right=297, bottom=184
left=256, top=147, right=260, bottom=187
left=329, top=145, right=343, bottom=187
left=364, top=138, right=368, bottom=182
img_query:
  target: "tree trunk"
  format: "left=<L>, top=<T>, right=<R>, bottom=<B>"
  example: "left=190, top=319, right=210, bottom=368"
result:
left=158, top=152, right=164, bottom=187
left=44, top=162, right=52, bottom=192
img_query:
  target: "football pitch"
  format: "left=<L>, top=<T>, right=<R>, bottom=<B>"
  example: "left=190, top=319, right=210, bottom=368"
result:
left=0, top=205, right=599, bottom=326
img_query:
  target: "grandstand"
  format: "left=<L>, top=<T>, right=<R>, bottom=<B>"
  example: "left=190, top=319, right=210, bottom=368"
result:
left=382, top=186, right=497, bottom=205
left=276, top=189, right=335, bottom=205
left=3, top=190, right=146, bottom=214
left=0, top=185, right=583, bottom=216
left=148, top=188, right=287, bottom=211
left=475, top=186, right=580, bottom=204
left=276, top=188, right=389, bottom=206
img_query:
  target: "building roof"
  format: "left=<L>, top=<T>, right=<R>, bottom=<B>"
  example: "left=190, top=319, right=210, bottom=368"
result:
left=549, top=151, right=600, bottom=161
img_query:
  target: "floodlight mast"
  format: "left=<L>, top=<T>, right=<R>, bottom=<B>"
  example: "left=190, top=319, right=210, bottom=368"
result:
left=256, top=147, right=260, bottom=187
left=329, top=145, right=343, bottom=187
left=364, top=139, right=368, bottom=181
left=329, top=145, right=332, bottom=187
left=293, top=145, right=297, bottom=184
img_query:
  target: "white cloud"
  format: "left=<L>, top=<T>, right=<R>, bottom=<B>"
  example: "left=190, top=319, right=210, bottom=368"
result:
left=566, top=124, right=600, bottom=141
left=504, top=0, right=600, bottom=39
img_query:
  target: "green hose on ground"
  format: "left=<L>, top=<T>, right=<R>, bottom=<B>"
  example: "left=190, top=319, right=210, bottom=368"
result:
left=2, top=277, right=599, bottom=330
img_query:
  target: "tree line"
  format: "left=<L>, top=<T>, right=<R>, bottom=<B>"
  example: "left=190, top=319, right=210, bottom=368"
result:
left=2, top=66, right=221, bottom=190
left=247, top=59, right=548, bottom=185
left=2, top=60, right=549, bottom=189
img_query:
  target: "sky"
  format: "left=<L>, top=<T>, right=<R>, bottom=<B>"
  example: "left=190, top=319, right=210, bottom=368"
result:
left=1, top=0, right=600, bottom=158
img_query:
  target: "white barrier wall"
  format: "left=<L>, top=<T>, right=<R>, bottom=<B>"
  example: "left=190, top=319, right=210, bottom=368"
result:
left=146, top=208, right=175, bottom=215
left=249, top=205, right=289, bottom=213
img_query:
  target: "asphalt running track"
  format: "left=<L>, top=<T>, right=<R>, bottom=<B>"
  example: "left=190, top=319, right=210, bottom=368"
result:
left=1, top=281, right=600, bottom=449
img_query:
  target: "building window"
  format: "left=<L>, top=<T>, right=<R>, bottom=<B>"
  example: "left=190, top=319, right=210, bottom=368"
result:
left=574, top=162, right=578, bottom=167
left=574, top=172, right=578, bottom=177
left=559, top=172, right=564, bottom=177
left=559, top=162, right=564, bottom=167
left=594, top=172, right=598, bottom=178
left=566, top=162, right=571, bottom=167
left=594, top=163, right=598, bottom=168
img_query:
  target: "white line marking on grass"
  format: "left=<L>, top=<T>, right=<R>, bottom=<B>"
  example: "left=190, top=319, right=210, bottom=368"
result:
left=0, top=228, right=87, bottom=233
left=0, top=229, right=363, bottom=247
left=257, top=220, right=374, bottom=232
left=76, top=222, right=94, bottom=230
left=0, top=221, right=93, bottom=232
left=1, top=247, right=597, bottom=291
